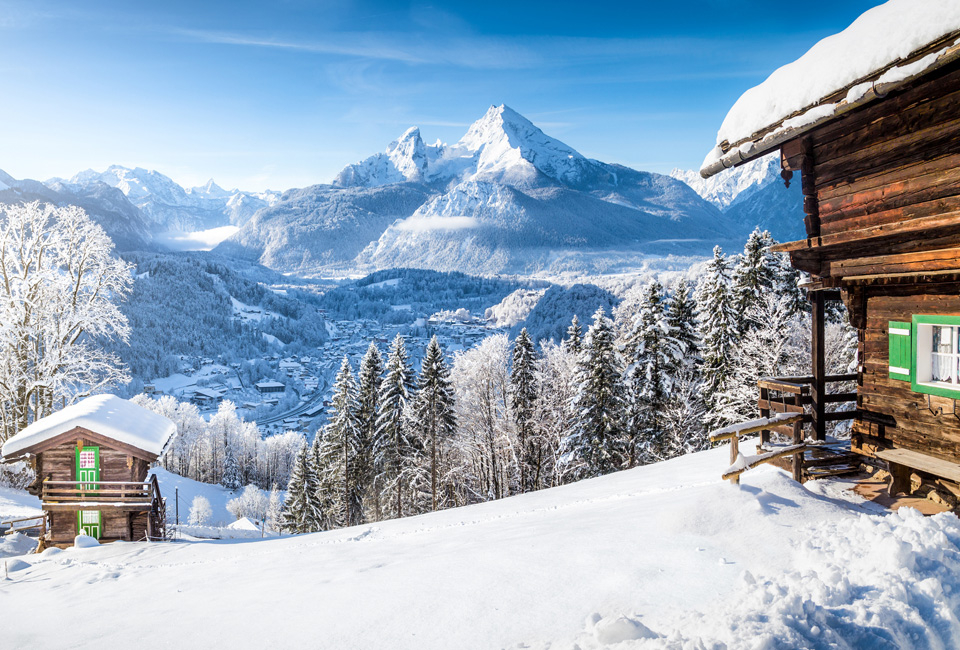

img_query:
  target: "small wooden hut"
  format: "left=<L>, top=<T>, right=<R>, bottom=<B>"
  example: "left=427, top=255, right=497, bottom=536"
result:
left=1, top=395, right=177, bottom=544
left=701, top=3, right=960, bottom=498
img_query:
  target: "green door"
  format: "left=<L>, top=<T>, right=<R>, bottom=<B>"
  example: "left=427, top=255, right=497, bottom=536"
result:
left=76, top=445, right=100, bottom=490
left=77, top=510, right=101, bottom=539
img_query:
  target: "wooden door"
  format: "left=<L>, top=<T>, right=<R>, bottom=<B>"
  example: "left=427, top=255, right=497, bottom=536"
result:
left=76, top=446, right=100, bottom=490
left=77, top=510, right=101, bottom=539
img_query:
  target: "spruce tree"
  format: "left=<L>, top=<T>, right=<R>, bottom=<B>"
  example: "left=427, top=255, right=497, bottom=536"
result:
left=667, top=277, right=700, bottom=370
left=357, top=342, right=384, bottom=520
left=695, top=246, right=738, bottom=429
left=622, top=281, right=681, bottom=466
left=411, top=337, right=456, bottom=511
left=564, top=314, right=583, bottom=355
left=280, top=442, right=322, bottom=534
left=732, top=228, right=778, bottom=330
left=566, top=307, right=625, bottom=479
left=314, top=356, right=364, bottom=528
left=374, top=334, right=417, bottom=519
left=510, top=328, right=540, bottom=492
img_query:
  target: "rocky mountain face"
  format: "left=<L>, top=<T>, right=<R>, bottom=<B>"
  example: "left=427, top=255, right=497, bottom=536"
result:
left=220, top=105, right=741, bottom=275
left=670, top=153, right=804, bottom=242
left=51, top=166, right=280, bottom=232
left=0, top=170, right=154, bottom=251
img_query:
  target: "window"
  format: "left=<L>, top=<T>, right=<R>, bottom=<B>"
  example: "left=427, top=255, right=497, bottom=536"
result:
left=902, top=315, right=960, bottom=398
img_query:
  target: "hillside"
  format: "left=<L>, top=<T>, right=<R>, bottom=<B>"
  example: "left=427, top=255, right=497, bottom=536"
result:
left=2, top=442, right=958, bottom=649
left=217, top=105, right=739, bottom=276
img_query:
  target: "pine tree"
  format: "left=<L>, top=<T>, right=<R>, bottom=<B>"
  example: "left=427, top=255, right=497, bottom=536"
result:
left=667, top=277, right=700, bottom=370
left=732, top=228, right=779, bottom=330
left=564, top=314, right=583, bottom=355
left=622, top=281, right=681, bottom=466
left=356, top=342, right=384, bottom=520
left=374, top=334, right=417, bottom=519
left=280, top=442, right=322, bottom=534
left=314, top=356, right=364, bottom=528
left=695, top=246, right=738, bottom=428
left=411, top=337, right=457, bottom=511
left=510, top=328, right=540, bottom=492
left=564, top=307, right=625, bottom=480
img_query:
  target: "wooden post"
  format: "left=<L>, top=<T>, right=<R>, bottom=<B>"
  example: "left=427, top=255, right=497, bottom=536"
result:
left=729, top=435, right=740, bottom=485
left=759, top=386, right=770, bottom=446
left=792, top=392, right=804, bottom=483
left=800, top=138, right=820, bottom=238
left=811, top=290, right=826, bottom=442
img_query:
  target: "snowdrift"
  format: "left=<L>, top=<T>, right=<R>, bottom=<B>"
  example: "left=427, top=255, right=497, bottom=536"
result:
left=0, top=442, right=957, bottom=649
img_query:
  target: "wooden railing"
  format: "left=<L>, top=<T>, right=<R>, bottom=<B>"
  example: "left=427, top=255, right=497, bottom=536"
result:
left=147, top=474, right=166, bottom=541
left=41, top=480, right=155, bottom=503
left=758, top=373, right=858, bottom=443
left=1, top=513, right=48, bottom=537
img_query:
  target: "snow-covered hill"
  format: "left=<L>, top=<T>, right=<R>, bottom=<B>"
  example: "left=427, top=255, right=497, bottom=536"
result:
left=670, top=153, right=804, bottom=242
left=51, top=165, right=280, bottom=233
left=2, top=442, right=958, bottom=649
left=221, top=105, right=739, bottom=275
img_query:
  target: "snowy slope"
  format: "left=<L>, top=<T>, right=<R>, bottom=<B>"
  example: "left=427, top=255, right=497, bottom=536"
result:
left=3, top=442, right=958, bottom=649
left=222, top=105, right=734, bottom=275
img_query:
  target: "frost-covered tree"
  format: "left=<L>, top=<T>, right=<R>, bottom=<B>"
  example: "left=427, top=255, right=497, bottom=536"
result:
left=563, top=307, right=624, bottom=480
left=732, top=228, right=780, bottom=331
left=695, top=246, right=738, bottom=428
left=451, top=334, right=515, bottom=502
left=188, top=495, right=212, bottom=526
left=0, top=202, right=133, bottom=440
left=265, top=484, right=283, bottom=533
left=536, top=340, right=578, bottom=488
left=373, top=334, right=417, bottom=519
left=315, top=356, right=363, bottom=528
left=356, top=342, right=383, bottom=520
left=410, top=337, right=456, bottom=511
left=622, top=281, right=681, bottom=466
left=564, top=315, right=583, bottom=355
left=661, top=369, right=709, bottom=458
left=226, top=484, right=268, bottom=523
left=281, top=442, right=323, bottom=534
left=510, top=328, right=541, bottom=492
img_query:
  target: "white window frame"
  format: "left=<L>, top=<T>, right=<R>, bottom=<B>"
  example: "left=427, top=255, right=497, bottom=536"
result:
left=915, top=322, right=960, bottom=390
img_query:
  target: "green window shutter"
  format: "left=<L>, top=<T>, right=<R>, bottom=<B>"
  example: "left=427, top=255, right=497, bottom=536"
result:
left=888, top=321, right=911, bottom=381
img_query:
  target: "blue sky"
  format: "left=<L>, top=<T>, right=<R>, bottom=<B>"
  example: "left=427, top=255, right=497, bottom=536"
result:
left=0, top=0, right=880, bottom=191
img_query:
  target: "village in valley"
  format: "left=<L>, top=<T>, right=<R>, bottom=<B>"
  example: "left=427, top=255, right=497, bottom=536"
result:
left=1, top=1, right=960, bottom=648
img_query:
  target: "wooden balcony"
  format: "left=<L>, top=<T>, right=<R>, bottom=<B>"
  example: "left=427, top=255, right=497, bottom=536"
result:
left=41, top=475, right=162, bottom=512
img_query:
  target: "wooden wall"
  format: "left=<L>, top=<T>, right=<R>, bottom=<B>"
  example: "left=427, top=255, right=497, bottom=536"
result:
left=49, top=510, right=137, bottom=543
left=851, top=284, right=960, bottom=466
left=36, top=439, right=147, bottom=484
left=787, top=59, right=960, bottom=277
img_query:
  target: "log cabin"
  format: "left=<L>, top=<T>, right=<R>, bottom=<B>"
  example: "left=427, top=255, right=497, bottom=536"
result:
left=701, top=2, right=960, bottom=501
left=1, top=395, right=177, bottom=545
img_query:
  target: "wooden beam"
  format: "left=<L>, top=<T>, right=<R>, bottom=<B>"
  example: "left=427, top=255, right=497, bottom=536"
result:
left=875, top=447, right=960, bottom=483
left=722, top=444, right=807, bottom=481
left=709, top=413, right=805, bottom=442
left=811, top=290, right=826, bottom=441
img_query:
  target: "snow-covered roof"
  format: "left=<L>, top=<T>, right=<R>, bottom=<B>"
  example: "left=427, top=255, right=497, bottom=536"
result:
left=701, top=0, right=960, bottom=178
left=1, top=394, right=177, bottom=460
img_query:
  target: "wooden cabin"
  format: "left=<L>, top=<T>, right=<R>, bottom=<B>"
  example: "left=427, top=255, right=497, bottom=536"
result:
left=701, top=7, right=960, bottom=500
left=1, top=395, right=177, bottom=545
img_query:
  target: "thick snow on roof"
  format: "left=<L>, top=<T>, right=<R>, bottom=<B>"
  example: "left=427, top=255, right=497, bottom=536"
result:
left=2, top=394, right=177, bottom=460
left=703, top=0, right=960, bottom=174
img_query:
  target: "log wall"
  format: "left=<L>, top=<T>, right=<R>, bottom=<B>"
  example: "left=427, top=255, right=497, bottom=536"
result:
left=48, top=510, right=135, bottom=543
left=36, top=438, right=145, bottom=484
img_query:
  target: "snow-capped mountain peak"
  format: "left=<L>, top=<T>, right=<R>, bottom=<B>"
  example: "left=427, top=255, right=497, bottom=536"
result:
left=334, top=104, right=602, bottom=190
left=671, top=153, right=782, bottom=210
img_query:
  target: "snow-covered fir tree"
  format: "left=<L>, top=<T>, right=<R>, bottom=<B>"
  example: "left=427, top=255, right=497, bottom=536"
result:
left=732, top=228, right=780, bottom=330
left=410, top=337, right=457, bottom=511
left=564, top=314, right=583, bottom=355
left=280, top=442, right=323, bottom=534
left=374, top=334, right=418, bottom=519
left=314, top=356, right=364, bottom=528
left=357, top=342, right=384, bottom=521
left=667, top=277, right=700, bottom=370
left=695, top=246, right=738, bottom=429
left=510, top=328, right=541, bottom=492
left=622, top=281, right=681, bottom=466
left=563, top=307, right=625, bottom=480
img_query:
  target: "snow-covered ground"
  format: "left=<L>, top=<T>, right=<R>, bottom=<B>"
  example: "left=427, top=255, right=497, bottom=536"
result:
left=1, top=442, right=958, bottom=649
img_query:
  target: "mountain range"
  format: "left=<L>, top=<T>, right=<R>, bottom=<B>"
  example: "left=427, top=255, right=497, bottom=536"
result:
left=0, top=105, right=803, bottom=275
